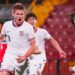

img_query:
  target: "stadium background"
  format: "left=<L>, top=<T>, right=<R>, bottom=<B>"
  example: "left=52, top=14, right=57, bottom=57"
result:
left=0, top=0, right=75, bottom=75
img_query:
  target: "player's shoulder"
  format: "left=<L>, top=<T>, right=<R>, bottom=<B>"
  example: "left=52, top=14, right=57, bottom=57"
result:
left=3, top=20, right=12, bottom=28
left=4, top=20, right=12, bottom=25
left=23, top=21, right=33, bottom=28
left=38, top=28, right=48, bottom=33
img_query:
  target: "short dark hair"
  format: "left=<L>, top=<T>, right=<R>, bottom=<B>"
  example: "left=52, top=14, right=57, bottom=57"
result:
left=0, top=20, right=4, bottom=25
left=25, top=12, right=37, bottom=21
left=12, top=3, right=25, bottom=13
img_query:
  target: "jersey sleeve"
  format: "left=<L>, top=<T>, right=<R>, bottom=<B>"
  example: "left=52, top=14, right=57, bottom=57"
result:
left=27, top=25, right=35, bottom=40
left=44, top=29, right=52, bottom=40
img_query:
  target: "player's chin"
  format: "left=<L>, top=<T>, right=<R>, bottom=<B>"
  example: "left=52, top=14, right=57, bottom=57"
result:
left=18, top=21, right=22, bottom=24
left=18, top=19, right=23, bottom=23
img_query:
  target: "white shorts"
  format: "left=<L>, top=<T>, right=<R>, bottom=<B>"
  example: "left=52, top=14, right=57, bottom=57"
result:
left=28, top=62, right=45, bottom=75
left=21, top=62, right=45, bottom=75
left=28, top=55, right=46, bottom=75
left=17, top=57, right=46, bottom=75
left=0, top=54, right=16, bottom=74
left=0, top=46, right=26, bottom=74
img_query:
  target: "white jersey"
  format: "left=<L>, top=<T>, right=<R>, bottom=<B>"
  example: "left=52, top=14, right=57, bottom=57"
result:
left=30, top=28, right=52, bottom=63
left=1, top=20, right=34, bottom=57
left=26, top=28, right=52, bottom=75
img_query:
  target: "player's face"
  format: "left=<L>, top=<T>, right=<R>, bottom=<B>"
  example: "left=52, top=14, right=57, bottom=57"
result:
left=27, top=17, right=36, bottom=26
left=12, top=9, right=25, bottom=26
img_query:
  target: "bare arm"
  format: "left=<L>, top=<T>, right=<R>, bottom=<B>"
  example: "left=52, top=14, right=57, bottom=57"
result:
left=23, top=38, right=37, bottom=59
left=50, top=37, right=66, bottom=58
left=17, top=38, right=40, bottom=63
left=0, top=34, right=5, bottom=50
left=50, top=37, right=63, bottom=52
left=0, top=34, right=5, bottom=42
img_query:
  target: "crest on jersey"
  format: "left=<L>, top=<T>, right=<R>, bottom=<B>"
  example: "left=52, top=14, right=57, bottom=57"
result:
left=19, top=31, right=24, bottom=36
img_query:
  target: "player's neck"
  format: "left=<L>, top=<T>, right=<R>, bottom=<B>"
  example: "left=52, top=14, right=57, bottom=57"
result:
left=33, top=26, right=37, bottom=33
left=13, top=20, right=23, bottom=27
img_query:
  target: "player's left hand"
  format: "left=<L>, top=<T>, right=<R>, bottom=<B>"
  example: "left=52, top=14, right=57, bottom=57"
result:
left=16, top=56, right=25, bottom=63
left=59, top=50, right=67, bottom=58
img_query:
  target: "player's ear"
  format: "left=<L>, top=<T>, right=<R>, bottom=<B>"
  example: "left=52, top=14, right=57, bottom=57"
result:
left=11, top=10, right=15, bottom=17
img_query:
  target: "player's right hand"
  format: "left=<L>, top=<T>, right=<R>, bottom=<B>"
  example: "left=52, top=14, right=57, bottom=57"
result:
left=16, top=56, right=25, bottom=63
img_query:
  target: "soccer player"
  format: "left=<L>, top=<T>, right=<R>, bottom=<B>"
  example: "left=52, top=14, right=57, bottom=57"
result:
left=24, top=12, right=67, bottom=75
left=0, top=3, right=39, bottom=75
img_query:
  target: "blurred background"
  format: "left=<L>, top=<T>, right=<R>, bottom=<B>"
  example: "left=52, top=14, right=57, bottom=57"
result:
left=0, top=0, right=75, bottom=75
